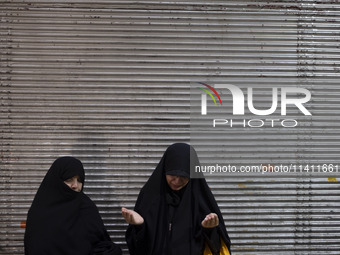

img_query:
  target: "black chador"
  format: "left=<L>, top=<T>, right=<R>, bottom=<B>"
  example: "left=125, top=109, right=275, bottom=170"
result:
left=24, top=157, right=122, bottom=255
left=126, top=143, right=231, bottom=255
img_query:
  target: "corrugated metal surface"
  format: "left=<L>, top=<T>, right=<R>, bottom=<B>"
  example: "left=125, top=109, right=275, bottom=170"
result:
left=1, top=1, right=340, bottom=254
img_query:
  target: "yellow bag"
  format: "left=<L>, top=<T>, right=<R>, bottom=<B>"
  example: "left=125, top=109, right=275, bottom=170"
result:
left=203, top=237, right=230, bottom=255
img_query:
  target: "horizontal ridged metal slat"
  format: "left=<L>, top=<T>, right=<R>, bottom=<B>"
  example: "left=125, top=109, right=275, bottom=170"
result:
left=1, top=1, right=340, bottom=254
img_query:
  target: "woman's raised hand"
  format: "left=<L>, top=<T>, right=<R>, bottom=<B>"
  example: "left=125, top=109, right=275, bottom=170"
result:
left=201, top=213, right=219, bottom=228
left=121, top=207, right=144, bottom=225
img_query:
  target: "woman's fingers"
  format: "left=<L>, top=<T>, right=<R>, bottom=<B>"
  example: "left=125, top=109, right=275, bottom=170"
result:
left=121, top=207, right=133, bottom=223
left=122, top=208, right=133, bottom=223
left=121, top=207, right=144, bottom=225
left=201, top=213, right=219, bottom=228
left=121, top=207, right=129, bottom=219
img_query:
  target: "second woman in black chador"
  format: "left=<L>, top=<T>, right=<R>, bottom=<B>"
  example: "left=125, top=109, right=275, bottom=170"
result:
left=122, top=143, right=231, bottom=255
left=24, top=156, right=122, bottom=255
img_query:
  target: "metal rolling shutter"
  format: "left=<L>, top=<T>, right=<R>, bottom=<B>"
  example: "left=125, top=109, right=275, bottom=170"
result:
left=1, top=1, right=339, bottom=255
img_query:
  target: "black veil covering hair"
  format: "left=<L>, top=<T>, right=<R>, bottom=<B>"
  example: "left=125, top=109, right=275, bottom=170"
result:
left=126, top=143, right=231, bottom=255
left=24, top=156, right=121, bottom=255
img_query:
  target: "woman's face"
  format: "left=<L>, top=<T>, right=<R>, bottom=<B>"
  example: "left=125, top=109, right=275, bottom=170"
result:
left=64, top=175, right=83, bottom=192
left=166, top=175, right=189, bottom=191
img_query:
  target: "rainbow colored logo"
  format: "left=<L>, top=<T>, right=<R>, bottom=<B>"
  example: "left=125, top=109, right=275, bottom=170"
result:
left=197, top=82, right=223, bottom=106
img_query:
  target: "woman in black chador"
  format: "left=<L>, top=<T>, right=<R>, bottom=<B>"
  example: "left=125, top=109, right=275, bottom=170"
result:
left=122, top=143, right=231, bottom=255
left=24, top=156, right=122, bottom=255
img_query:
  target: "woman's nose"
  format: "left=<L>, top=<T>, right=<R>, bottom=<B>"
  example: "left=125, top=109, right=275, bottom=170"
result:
left=173, top=176, right=180, bottom=183
left=71, top=180, right=78, bottom=189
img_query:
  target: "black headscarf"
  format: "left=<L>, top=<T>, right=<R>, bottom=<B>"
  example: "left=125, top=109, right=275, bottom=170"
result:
left=24, top=156, right=122, bottom=255
left=126, top=143, right=231, bottom=255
